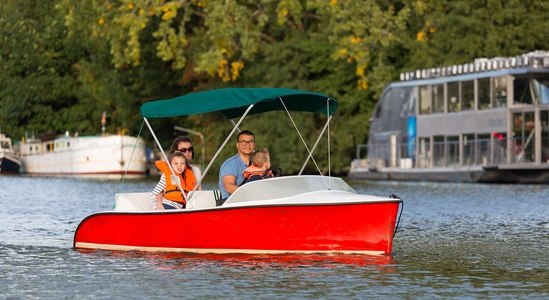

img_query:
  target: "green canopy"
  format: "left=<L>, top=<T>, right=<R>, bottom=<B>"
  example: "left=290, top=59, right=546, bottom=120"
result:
left=140, top=88, right=338, bottom=119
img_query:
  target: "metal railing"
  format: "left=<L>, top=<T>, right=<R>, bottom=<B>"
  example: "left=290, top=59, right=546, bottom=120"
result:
left=354, top=137, right=549, bottom=169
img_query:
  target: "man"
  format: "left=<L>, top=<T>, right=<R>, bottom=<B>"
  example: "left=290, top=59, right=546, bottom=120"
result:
left=218, top=130, right=256, bottom=200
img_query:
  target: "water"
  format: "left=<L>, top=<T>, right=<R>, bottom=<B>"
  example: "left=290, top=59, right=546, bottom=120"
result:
left=1, top=175, right=548, bottom=298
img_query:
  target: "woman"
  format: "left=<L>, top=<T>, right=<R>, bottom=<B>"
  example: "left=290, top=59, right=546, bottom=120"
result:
left=168, top=135, right=202, bottom=188
left=150, top=135, right=202, bottom=210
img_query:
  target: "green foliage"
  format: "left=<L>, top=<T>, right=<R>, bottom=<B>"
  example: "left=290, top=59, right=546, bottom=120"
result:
left=0, top=0, right=80, bottom=139
left=402, top=0, right=549, bottom=69
left=1, top=0, right=548, bottom=175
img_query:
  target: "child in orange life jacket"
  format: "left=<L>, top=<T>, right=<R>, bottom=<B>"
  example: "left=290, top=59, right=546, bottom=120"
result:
left=242, top=148, right=274, bottom=184
left=152, top=152, right=197, bottom=210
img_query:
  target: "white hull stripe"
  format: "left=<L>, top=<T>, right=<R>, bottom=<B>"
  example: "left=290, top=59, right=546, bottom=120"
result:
left=74, top=242, right=385, bottom=256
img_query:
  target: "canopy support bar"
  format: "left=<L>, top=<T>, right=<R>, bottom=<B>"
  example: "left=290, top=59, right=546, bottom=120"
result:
left=144, top=117, right=188, bottom=203
left=229, top=119, right=241, bottom=133
left=279, top=97, right=331, bottom=189
left=197, top=104, right=255, bottom=195
left=298, top=114, right=333, bottom=176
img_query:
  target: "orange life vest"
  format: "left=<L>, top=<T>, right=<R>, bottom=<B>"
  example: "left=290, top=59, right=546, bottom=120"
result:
left=242, top=169, right=273, bottom=184
left=155, top=160, right=197, bottom=205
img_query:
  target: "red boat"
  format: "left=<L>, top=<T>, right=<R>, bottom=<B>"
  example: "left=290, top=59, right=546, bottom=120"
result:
left=74, top=88, right=403, bottom=255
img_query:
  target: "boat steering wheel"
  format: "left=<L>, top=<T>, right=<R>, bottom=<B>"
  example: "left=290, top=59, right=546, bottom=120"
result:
left=262, top=166, right=282, bottom=178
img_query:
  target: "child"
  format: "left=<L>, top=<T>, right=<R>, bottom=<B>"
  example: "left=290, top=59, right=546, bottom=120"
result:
left=242, top=148, right=274, bottom=184
left=150, top=152, right=197, bottom=210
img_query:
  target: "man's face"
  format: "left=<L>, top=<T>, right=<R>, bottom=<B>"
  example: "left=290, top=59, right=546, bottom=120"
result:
left=236, top=134, right=255, bottom=156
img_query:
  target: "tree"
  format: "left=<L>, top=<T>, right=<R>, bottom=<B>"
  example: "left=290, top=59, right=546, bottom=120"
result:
left=0, top=0, right=80, bottom=138
left=402, top=0, right=549, bottom=69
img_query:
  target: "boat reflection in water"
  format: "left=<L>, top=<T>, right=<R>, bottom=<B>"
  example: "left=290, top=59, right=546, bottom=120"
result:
left=76, top=250, right=397, bottom=270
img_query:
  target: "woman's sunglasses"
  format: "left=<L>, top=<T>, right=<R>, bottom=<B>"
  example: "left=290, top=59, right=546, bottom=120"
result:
left=177, top=147, right=194, bottom=153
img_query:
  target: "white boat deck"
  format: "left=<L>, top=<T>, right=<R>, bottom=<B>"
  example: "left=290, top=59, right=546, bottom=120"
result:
left=113, top=175, right=395, bottom=212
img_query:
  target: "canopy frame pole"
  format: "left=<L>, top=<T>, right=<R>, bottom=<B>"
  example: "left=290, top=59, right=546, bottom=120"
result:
left=298, top=114, right=333, bottom=176
left=197, top=104, right=255, bottom=194
left=278, top=97, right=331, bottom=189
left=144, top=117, right=188, bottom=203
left=327, top=99, right=331, bottom=187
left=229, top=119, right=241, bottom=133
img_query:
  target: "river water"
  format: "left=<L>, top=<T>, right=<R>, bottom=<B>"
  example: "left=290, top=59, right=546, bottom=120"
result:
left=1, top=175, right=548, bottom=298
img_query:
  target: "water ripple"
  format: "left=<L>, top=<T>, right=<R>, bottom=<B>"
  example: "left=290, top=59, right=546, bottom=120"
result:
left=0, top=176, right=548, bottom=298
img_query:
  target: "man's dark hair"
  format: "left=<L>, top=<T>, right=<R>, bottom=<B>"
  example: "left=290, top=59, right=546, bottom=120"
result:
left=237, top=130, right=254, bottom=140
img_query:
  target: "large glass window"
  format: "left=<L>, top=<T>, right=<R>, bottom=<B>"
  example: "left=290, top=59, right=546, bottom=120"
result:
left=447, top=136, right=460, bottom=165
left=433, top=136, right=445, bottom=166
left=541, top=110, right=549, bottom=162
left=532, top=76, right=549, bottom=104
left=492, top=76, right=507, bottom=107
left=398, top=87, right=416, bottom=118
left=478, top=78, right=490, bottom=109
left=513, top=111, right=535, bottom=163
left=419, top=85, right=431, bottom=115
left=462, top=134, right=475, bottom=165
left=513, top=75, right=549, bottom=105
left=461, top=80, right=475, bottom=110
left=433, top=84, right=444, bottom=113
left=448, top=82, right=460, bottom=112
left=514, top=77, right=534, bottom=104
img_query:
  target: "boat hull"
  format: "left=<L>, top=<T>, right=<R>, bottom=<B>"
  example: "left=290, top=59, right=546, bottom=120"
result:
left=0, top=155, right=21, bottom=174
left=20, top=135, right=147, bottom=177
left=74, top=201, right=401, bottom=255
left=348, top=163, right=549, bottom=184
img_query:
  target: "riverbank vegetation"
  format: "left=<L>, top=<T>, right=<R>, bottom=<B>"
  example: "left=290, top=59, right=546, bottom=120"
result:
left=1, top=0, right=548, bottom=174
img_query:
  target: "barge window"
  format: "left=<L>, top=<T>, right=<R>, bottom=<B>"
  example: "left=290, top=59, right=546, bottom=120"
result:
left=492, top=76, right=507, bottom=108
left=447, top=136, right=460, bottom=166
left=513, top=77, right=533, bottom=105
left=433, top=136, right=446, bottom=167
left=532, top=76, right=549, bottom=104
left=461, top=80, right=474, bottom=110
left=433, top=84, right=444, bottom=113
left=541, top=110, right=549, bottom=162
left=513, top=111, right=535, bottom=163
left=399, top=87, right=415, bottom=118
left=448, top=82, right=460, bottom=112
left=373, top=103, right=381, bottom=118
left=419, top=85, right=443, bottom=114
left=419, top=86, right=431, bottom=114
left=478, top=78, right=490, bottom=110
left=513, top=75, right=549, bottom=105
left=463, top=134, right=475, bottom=165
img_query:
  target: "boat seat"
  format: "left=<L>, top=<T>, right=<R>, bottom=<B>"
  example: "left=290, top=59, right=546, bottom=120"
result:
left=187, top=190, right=218, bottom=209
left=114, top=192, right=154, bottom=211
left=114, top=190, right=219, bottom=211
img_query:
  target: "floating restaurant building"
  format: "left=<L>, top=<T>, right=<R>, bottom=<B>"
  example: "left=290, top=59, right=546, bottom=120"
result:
left=349, top=51, right=549, bottom=183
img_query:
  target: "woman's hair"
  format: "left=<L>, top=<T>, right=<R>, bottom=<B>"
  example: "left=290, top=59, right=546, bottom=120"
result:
left=169, top=135, right=195, bottom=160
left=251, top=148, right=269, bottom=167
left=168, top=151, right=187, bottom=164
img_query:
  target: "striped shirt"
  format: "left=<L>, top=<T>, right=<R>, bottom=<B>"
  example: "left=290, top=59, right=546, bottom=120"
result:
left=150, top=164, right=202, bottom=210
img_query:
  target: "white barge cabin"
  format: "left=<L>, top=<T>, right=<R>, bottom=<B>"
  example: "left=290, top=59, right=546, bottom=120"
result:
left=349, top=51, right=549, bottom=183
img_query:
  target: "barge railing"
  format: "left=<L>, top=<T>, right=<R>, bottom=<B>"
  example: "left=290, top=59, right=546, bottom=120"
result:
left=354, top=137, right=546, bottom=170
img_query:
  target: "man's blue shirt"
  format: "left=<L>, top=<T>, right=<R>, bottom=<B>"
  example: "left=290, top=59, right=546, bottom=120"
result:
left=218, top=153, right=249, bottom=198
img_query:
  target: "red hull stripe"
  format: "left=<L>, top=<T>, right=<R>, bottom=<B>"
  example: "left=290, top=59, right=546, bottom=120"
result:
left=74, top=201, right=402, bottom=254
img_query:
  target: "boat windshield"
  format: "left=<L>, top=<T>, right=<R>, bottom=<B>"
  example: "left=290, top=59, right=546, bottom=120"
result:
left=224, top=175, right=355, bottom=205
